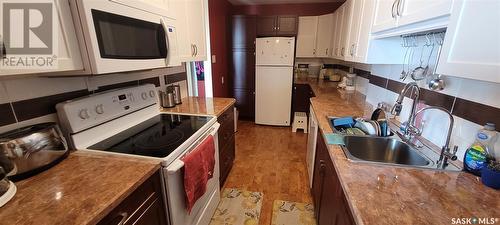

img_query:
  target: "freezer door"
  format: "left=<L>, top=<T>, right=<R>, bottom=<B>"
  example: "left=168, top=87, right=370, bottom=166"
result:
left=256, top=37, right=295, bottom=66
left=255, top=66, right=293, bottom=126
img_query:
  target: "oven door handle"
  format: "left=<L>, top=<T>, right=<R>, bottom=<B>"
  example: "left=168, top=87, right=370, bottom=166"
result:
left=166, top=123, right=220, bottom=174
left=160, top=18, right=170, bottom=66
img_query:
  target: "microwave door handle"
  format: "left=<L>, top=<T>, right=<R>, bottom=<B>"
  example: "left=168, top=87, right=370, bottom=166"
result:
left=160, top=18, right=170, bottom=66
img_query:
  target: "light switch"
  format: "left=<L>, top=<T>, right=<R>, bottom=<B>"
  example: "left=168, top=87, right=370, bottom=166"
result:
left=212, top=55, right=216, bottom=63
left=221, top=76, right=224, bottom=84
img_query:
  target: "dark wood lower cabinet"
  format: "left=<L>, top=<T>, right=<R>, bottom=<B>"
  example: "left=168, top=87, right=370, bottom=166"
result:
left=98, top=171, right=167, bottom=225
left=292, top=83, right=315, bottom=116
left=217, top=105, right=236, bottom=187
left=313, top=133, right=355, bottom=225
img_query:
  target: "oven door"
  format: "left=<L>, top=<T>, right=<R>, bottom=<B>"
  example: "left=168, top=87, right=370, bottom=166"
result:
left=163, top=123, right=221, bottom=225
left=76, top=0, right=180, bottom=74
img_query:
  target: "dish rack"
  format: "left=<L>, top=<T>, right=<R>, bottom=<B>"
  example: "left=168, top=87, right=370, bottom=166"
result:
left=327, top=116, right=394, bottom=137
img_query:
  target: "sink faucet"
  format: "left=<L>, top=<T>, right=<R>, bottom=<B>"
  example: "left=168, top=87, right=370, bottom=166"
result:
left=390, top=82, right=458, bottom=169
left=391, top=82, right=420, bottom=139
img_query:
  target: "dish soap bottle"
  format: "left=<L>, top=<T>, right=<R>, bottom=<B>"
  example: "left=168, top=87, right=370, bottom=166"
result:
left=463, top=123, right=498, bottom=176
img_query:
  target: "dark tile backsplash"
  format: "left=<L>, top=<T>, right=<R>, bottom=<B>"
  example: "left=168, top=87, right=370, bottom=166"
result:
left=1, top=72, right=186, bottom=127
left=369, top=75, right=388, bottom=89
left=12, top=90, right=90, bottom=122
left=0, top=103, right=16, bottom=127
left=453, top=98, right=500, bottom=132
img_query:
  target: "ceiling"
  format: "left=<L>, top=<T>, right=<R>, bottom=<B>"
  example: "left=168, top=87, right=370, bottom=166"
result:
left=228, top=0, right=343, bottom=5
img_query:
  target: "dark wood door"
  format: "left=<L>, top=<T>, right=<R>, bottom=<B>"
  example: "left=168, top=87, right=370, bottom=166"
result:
left=292, top=84, right=312, bottom=116
left=232, top=49, right=255, bottom=90
left=232, top=15, right=256, bottom=49
left=276, top=16, right=298, bottom=36
left=256, top=16, right=277, bottom=37
left=312, top=133, right=326, bottom=220
left=233, top=89, right=255, bottom=119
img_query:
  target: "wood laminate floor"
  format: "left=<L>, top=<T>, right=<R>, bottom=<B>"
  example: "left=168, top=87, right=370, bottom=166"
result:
left=222, top=120, right=313, bottom=225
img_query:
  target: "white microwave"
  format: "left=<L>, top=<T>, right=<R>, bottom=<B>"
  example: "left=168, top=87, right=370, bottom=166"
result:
left=70, top=0, right=180, bottom=74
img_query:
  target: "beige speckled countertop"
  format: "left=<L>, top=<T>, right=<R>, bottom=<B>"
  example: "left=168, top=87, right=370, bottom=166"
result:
left=300, top=78, right=500, bottom=225
left=0, top=151, right=161, bottom=225
left=160, top=97, right=235, bottom=116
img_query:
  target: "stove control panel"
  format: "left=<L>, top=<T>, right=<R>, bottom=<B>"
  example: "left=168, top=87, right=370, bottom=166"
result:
left=56, top=84, right=159, bottom=133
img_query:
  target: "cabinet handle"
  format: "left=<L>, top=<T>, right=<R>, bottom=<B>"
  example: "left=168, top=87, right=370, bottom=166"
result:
left=194, top=44, right=198, bottom=56
left=341, top=47, right=345, bottom=56
left=191, top=44, right=195, bottom=57
left=335, top=48, right=339, bottom=56
left=116, top=212, right=128, bottom=225
left=391, top=0, right=397, bottom=18
left=319, top=160, right=326, bottom=174
left=325, top=48, right=328, bottom=55
left=1, top=36, right=6, bottom=58
left=396, top=0, right=402, bottom=17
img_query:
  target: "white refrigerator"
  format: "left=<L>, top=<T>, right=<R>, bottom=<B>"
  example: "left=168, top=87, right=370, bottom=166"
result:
left=255, top=37, right=295, bottom=126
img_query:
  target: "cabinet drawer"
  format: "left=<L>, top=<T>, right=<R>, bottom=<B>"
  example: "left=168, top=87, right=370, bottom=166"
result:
left=219, top=135, right=235, bottom=186
left=217, top=106, right=235, bottom=125
left=98, top=171, right=166, bottom=225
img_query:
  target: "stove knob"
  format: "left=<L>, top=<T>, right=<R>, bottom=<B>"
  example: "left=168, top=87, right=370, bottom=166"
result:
left=141, top=92, right=148, bottom=100
left=149, top=90, right=155, bottom=98
left=79, top=109, right=90, bottom=120
left=95, top=104, right=104, bottom=114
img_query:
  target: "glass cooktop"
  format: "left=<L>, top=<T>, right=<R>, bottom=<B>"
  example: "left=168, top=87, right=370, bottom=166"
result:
left=89, top=114, right=212, bottom=158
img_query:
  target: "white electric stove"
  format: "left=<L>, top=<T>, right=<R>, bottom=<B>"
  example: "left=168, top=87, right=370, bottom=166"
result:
left=56, top=84, right=220, bottom=225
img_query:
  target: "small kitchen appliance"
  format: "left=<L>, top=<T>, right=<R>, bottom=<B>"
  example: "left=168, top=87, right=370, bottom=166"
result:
left=160, top=90, right=176, bottom=108
left=56, top=84, right=221, bottom=225
left=0, top=123, right=69, bottom=181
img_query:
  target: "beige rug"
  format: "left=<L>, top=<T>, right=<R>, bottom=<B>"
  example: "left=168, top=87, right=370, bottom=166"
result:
left=209, top=188, right=263, bottom=225
left=271, top=200, right=316, bottom=225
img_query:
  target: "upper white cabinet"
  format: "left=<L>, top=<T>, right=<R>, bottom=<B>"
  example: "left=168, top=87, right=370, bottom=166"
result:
left=372, top=0, right=452, bottom=36
left=339, top=1, right=352, bottom=58
left=113, top=0, right=172, bottom=17
left=0, top=0, right=84, bottom=77
left=296, top=17, right=318, bottom=57
left=436, top=0, right=500, bottom=83
left=172, top=0, right=207, bottom=62
left=372, top=0, right=398, bottom=33
left=315, top=14, right=334, bottom=58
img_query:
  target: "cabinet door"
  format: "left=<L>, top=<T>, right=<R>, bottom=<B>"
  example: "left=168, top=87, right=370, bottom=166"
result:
left=232, top=50, right=255, bottom=90
left=315, top=14, right=334, bottom=58
left=436, top=0, right=500, bottom=83
left=334, top=7, right=345, bottom=59
left=296, top=16, right=318, bottom=57
left=292, top=84, right=312, bottom=115
left=352, top=0, right=376, bottom=63
left=276, top=16, right=298, bottom=36
left=232, top=15, right=256, bottom=49
left=0, top=0, right=84, bottom=76
left=172, top=0, right=207, bottom=62
left=186, top=0, right=207, bottom=61
left=371, top=0, right=398, bottom=33
left=331, top=11, right=341, bottom=58
left=339, top=2, right=353, bottom=59
left=233, top=89, right=255, bottom=119
left=398, top=0, right=452, bottom=27
left=345, top=0, right=362, bottom=61
left=257, top=16, right=277, bottom=37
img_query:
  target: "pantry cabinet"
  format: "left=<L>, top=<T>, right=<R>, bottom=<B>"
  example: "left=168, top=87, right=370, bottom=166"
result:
left=315, top=14, right=334, bottom=58
left=296, top=17, right=318, bottom=57
left=172, top=0, right=207, bottom=62
left=0, top=0, right=84, bottom=76
left=371, top=0, right=452, bottom=35
left=436, top=0, right=500, bottom=83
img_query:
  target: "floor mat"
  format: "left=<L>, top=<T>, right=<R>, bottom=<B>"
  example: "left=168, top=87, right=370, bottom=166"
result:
left=209, top=188, right=263, bottom=225
left=271, top=200, right=316, bottom=225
